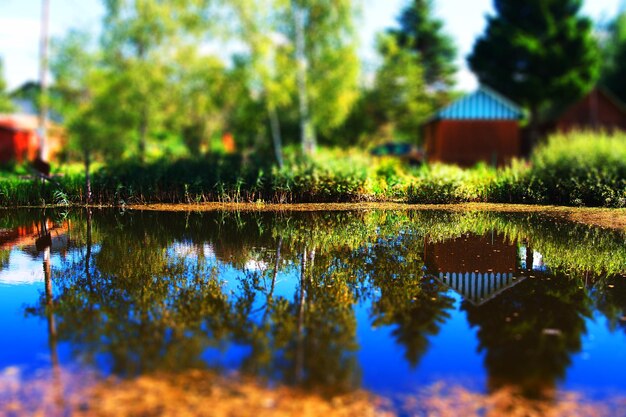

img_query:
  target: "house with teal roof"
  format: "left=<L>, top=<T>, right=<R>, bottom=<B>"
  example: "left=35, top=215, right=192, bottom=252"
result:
left=423, top=86, right=525, bottom=166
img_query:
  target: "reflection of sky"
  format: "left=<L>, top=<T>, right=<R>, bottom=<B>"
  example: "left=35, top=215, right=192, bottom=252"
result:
left=0, top=251, right=44, bottom=285
left=0, top=275, right=73, bottom=378
left=0, top=249, right=68, bottom=285
left=566, top=313, right=626, bottom=395
left=0, top=240, right=626, bottom=401
left=357, top=290, right=485, bottom=396
left=518, top=246, right=548, bottom=272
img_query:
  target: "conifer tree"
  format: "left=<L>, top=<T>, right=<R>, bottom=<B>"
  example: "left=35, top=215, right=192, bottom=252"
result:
left=468, top=0, right=600, bottom=125
left=602, top=12, right=626, bottom=103
left=389, top=0, right=457, bottom=94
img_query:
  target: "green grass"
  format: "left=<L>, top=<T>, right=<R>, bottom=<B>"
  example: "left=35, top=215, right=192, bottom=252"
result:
left=0, top=131, right=625, bottom=207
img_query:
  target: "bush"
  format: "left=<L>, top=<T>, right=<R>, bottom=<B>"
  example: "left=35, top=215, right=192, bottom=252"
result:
left=528, top=131, right=626, bottom=207
left=0, top=132, right=625, bottom=208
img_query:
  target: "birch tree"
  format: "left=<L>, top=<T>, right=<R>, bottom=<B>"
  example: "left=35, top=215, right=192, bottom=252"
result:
left=101, top=0, right=215, bottom=161
left=287, top=0, right=360, bottom=154
left=231, top=0, right=295, bottom=167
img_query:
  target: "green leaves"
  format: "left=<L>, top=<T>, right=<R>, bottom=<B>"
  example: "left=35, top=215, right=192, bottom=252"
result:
left=601, top=12, right=626, bottom=104
left=389, top=0, right=457, bottom=93
left=469, top=0, right=600, bottom=121
left=0, top=58, right=14, bottom=113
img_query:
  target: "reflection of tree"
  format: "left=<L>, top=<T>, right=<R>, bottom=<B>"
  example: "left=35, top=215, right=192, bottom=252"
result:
left=234, top=242, right=361, bottom=394
left=27, top=211, right=370, bottom=392
left=374, top=276, right=453, bottom=367
left=463, top=276, right=592, bottom=399
left=0, top=250, right=9, bottom=270
left=32, top=213, right=237, bottom=376
left=21, top=207, right=624, bottom=401
left=293, top=246, right=359, bottom=392
left=593, top=275, right=626, bottom=334
left=358, top=233, right=454, bottom=367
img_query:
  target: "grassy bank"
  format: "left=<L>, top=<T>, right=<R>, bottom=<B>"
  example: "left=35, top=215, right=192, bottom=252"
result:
left=0, top=131, right=624, bottom=208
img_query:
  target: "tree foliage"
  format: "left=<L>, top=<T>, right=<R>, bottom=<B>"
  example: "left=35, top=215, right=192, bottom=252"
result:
left=289, top=0, right=360, bottom=148
left=468, top=0, right=601, bottom=121
left=0, top=58, right=14, bottom=113
left=601, top=12, right=626, bottom=103
left=389, top=0, right=456, bottom=97
left=101, top=0, right=200, bottom=159
left=369, top=34, right=432, bottom=142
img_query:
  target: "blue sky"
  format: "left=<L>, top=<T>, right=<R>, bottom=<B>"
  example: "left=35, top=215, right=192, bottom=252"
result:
left=0, top=0, right=623, bottom=91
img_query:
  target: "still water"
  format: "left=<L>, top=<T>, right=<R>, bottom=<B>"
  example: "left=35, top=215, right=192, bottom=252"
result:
left=1, top=209, right=626, bottom=415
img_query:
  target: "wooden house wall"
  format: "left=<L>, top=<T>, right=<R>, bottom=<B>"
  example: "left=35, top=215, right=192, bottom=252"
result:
left=425, top=120, right=520, bottom=167
left=0, top=126, right=39, bottom=164
left=556, top=89, right=626, bottom=133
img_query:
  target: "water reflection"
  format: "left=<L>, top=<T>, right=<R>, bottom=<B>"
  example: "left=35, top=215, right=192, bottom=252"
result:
left=464, top=276, right=591, bottom=399
left=1, top=209, right=625, bottom=408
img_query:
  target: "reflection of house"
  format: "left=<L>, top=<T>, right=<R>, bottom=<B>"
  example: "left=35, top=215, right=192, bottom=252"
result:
left=0, top=220, right=69, bottom=255
left=424, top=233, right=526, bottom=305
left=423, top=87, right=524, bottom=167
left=551, top=87, right=626, bottom=133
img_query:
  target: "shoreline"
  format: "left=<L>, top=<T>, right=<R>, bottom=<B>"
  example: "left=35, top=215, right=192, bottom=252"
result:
left=2, top=202, right=625, bottom=231
left=127, top=202, right=626, bottom=231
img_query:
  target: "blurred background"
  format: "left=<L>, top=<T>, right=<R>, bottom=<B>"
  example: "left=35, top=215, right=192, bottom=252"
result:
left=0, top=0, right=625, bottom=207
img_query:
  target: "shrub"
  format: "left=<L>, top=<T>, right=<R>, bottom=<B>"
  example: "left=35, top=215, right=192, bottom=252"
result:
left=528, top=131, right=626, bottom=207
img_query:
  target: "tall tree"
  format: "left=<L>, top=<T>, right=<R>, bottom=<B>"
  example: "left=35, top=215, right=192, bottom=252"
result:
left=468, top=0, right=600, bottom=127
left=169, top=47, right=229, bottom=156
left=51, top=30, right=127, bottom=203
left=100, top=0, right=214, bottom=161
left=287, top=0, right=360, bottom=154
left=0, top=58, right=14, bottom=113
left=231, top=0, right=295, bottom=166
left=369, top=33, right=432, bottom=142
left=389, top=0, right=456, bottom=102
left=601, top=12, right=626, bottom=103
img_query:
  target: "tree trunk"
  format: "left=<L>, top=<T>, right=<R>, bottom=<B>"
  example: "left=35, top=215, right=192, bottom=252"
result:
left=524, top=106, right=540, bottom=157
left=270, top=236, right=283, bottom=299
left=139, top=108, right=148, bottom=162
left=292, top=3, right=316, bottom=156
left=86, top=208, right=93, bottom=292
left=84, top=151, right=91, bottom=205
left=296, top=245, right=307, bottom=383
left=268, top=104, right=284, bottom=168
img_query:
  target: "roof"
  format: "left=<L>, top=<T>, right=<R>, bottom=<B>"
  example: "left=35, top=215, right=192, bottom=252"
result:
left=12, top=98, right=63, bottom=124
left=428, top=86, right=524, bottom=122
left=555, top=86, right=626, bottom=121
left=0, top=114, right=56, bottom=132
left=432, top=271, right=527, bottom=306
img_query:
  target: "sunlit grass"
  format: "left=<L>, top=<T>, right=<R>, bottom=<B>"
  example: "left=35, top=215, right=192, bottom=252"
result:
left=0, top=131, right=624, bottom=207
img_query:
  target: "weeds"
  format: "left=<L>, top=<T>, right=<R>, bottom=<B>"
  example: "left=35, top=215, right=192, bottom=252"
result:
left=0, top=131, right=624, bottom=207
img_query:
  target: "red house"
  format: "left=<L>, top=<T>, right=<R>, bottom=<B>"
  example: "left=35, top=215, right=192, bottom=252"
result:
left=424, top=87, right=524, bottom=167
left=554, top=87, right=626, bottom=133
left=0, top=115, right=41, bottom=164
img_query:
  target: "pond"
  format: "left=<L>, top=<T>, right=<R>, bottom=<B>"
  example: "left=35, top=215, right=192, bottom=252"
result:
left=1, top=208, right=626, bottom=416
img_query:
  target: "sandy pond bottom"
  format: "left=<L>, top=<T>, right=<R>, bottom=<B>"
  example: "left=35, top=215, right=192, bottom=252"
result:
left=1, top=207, right=626, bottom=416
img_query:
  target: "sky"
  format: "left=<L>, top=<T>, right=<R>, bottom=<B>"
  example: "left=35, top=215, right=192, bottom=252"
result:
left=0, top=0, right=624, bottom=92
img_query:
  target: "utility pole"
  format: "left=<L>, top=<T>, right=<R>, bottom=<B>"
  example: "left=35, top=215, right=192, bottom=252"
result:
left=38, top=0, right=51, bottom=162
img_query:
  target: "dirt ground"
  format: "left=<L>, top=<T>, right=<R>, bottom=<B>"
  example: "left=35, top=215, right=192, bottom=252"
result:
left=2, top=370, right=624, bottom=417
